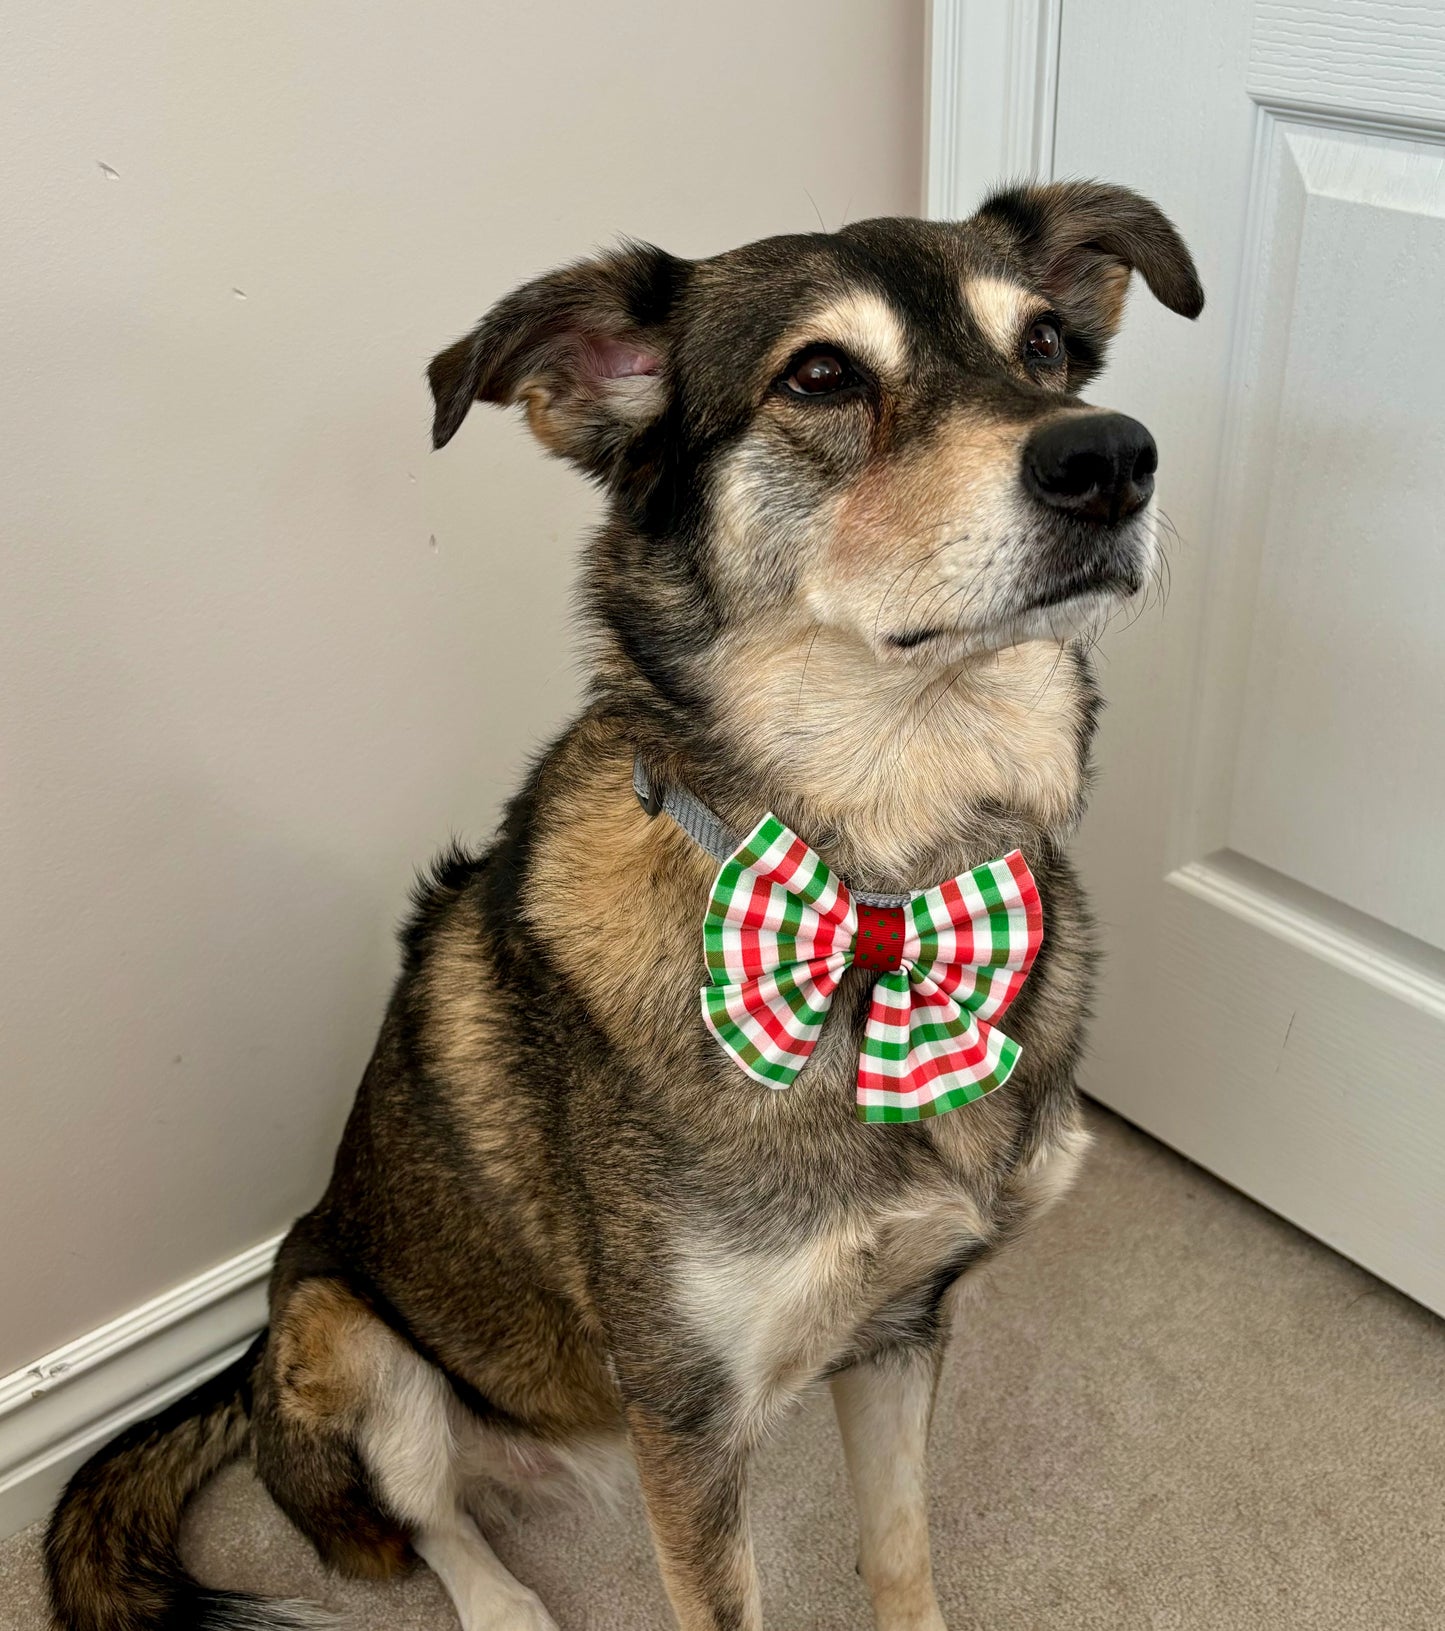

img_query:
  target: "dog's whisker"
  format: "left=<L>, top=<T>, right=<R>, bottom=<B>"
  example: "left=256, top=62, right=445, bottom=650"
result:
left=1026, top=637, right=1070, bottom=711
left=796, top=625, right=823, bottom=706
left=873, top=538, right=958, bottom=645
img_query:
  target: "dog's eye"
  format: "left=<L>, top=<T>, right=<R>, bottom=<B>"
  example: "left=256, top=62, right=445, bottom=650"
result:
left=780, top=347, right=859, bottom=397
left=1024, top=318, right=1065, bottom=366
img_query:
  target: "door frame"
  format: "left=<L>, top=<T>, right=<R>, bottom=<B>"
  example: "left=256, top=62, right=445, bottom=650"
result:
left=926, top=0, right=1062, bottom=219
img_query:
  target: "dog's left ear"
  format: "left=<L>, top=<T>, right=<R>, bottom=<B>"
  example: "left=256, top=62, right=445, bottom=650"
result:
left=427, top=240, right=688, bottom=477
left=975, top=181, right=1203, bottom=359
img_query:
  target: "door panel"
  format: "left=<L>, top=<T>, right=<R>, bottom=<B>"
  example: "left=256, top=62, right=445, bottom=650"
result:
left=1226, top=123, right=1445, bottom=944
left=1052, top=0, right=1445, bottom=1310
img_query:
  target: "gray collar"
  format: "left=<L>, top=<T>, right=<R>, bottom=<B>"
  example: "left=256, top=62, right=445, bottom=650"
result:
left=632, top=756, right=910, bottom=909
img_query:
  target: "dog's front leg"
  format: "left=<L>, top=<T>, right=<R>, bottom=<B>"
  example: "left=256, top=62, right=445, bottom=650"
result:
left=832, top=1346, right=949, bottom=1631
left=625, top=1402, right=761, bottom=1631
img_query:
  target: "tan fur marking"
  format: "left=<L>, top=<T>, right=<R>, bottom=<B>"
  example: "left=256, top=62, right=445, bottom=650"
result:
left=420, top=902, right=591, bottom=1282
left=763, top=289, right=909, bottom=386
left=1013, top=1111, right=1093, bottom=1215
left=271, top=1278, right=381, bottom=1428
left=524, top=762, right=713, bottom=1056
left=678, top=1191, right=987, bottom=1430
left=676, top=1225, right=869, bottom=1425
left=328, top=1525, right=414, bottom=1582
left=420, top=905, right=505, bottom=1094
left=962, top=274, right=1044, bottom=358
left=521, top=384, right=565, bottom=453
left=1093, top=260, right=1133, bottom=333
left=519, top=373, right=662, bottom=458
left=627, top=1409, right=762, bottom=1631
left=833, top=1352, right=946, bottom=1631
left=710, top=623, right=1085, bottom=876
left=828, top=410, right=1024, bottom=581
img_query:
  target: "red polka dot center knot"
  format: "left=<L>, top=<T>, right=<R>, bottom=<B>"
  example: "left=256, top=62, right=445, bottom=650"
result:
left=854, top=903, right=908, bottom=974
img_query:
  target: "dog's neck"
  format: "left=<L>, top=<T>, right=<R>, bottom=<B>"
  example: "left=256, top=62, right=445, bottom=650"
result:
left=608, top=622, right=1095, bottom=894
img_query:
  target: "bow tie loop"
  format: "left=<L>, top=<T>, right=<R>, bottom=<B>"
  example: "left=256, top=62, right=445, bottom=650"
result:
left=700, top=815, right=1042, bottom=1123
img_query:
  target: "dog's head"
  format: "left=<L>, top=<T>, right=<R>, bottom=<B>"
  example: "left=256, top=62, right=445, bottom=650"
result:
left=429, top=183, right=1201, bottom=703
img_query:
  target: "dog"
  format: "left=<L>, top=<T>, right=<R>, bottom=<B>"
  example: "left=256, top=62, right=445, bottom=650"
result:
left=45, top=181, right=1201, bottom=1631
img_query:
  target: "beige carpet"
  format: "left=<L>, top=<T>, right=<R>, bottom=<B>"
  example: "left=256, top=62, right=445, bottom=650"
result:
left=3, top=1106, right=1442, bottom=1630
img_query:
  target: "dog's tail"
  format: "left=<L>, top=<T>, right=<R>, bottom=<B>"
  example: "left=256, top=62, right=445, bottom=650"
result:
left=44, top=1332, right=328, bottom=1631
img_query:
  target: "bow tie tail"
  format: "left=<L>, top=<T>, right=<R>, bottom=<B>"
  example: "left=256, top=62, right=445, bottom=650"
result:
left=701, top=954, right=848, bottom=1089
left=855, top=972, right=1022, bottom=1124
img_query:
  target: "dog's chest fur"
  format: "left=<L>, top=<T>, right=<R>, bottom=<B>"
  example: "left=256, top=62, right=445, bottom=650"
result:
left=673, top=1185, right=984, bottom=1417
left=663, top=1008, right=1089, bottom=1421
left=507, top=724, right=1094, bottom=1424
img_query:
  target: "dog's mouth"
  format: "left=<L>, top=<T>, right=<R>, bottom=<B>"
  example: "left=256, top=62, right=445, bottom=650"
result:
left=885, top=563, right=1141, bottom=654
left=887, top=626, right=951, bottom=651
left=1012, top=563, right=1143, bottom=617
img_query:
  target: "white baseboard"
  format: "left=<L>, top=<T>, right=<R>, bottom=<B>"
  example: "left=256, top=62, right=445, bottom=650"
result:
left=0, top=1234, right=282, bottom=1540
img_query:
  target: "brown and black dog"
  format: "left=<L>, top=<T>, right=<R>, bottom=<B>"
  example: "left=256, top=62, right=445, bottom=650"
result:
left=46, top=182, right=1201, bottom=1631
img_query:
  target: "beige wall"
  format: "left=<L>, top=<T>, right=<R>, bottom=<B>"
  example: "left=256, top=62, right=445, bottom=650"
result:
left=0, top=2, right=923, bottom=1371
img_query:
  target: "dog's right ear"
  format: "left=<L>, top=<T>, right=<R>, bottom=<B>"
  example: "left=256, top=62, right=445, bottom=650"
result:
left=973, top=182, right=1202, bottom=386
left=427, top=242, right=688, bottom=479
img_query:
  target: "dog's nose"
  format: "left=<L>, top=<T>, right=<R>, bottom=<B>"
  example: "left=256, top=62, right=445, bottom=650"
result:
left=1022, top=413, right=1157, bottom=523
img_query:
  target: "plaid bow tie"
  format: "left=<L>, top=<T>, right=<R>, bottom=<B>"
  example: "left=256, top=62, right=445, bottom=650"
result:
left=700, top=814, right=1043, bottom=1123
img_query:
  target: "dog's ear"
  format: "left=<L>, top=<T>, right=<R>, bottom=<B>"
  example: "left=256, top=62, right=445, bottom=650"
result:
left=427, top=241, right=688, bottom=475
left=975, top=181, right=1202, bottom=364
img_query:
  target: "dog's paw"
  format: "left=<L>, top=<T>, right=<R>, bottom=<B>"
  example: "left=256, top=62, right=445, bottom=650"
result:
left=468, top=1587, right=560, bottom=1631
left=876, top=1613, right=948, bottom=1631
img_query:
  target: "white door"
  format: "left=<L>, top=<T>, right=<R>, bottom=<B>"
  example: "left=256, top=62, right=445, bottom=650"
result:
left=931, top=1, right=1445, bottom=1312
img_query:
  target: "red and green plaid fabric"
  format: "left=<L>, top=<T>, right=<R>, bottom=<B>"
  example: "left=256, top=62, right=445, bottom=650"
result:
left=701, top=814, right=1043, bottom=1123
